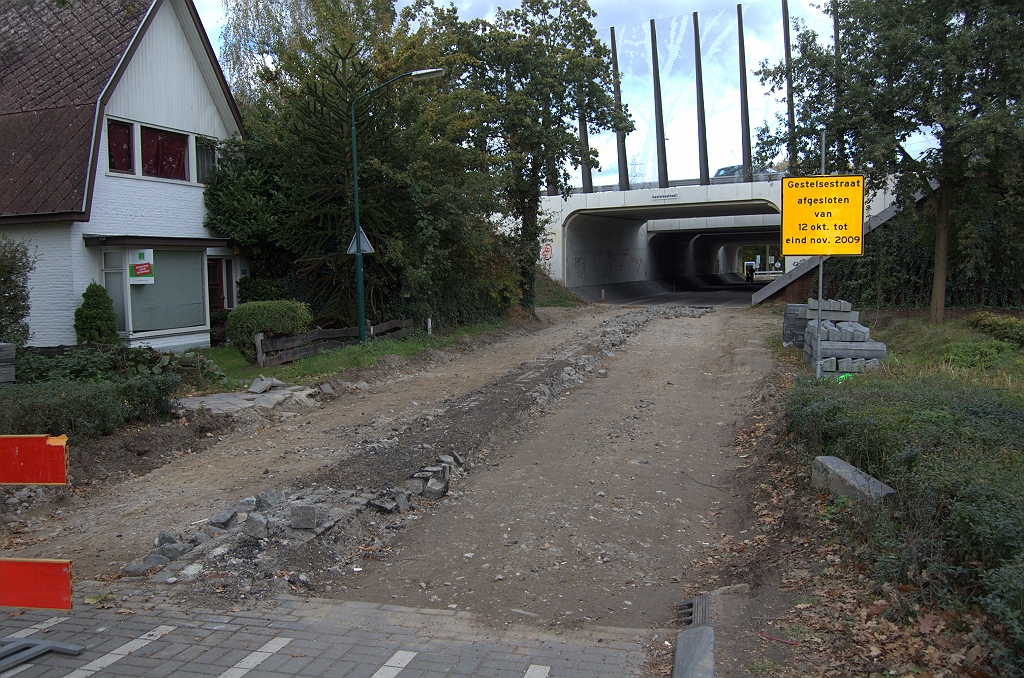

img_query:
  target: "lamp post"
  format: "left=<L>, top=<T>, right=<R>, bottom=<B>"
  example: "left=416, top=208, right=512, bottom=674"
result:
left=351, top=67, right=444, bottom=342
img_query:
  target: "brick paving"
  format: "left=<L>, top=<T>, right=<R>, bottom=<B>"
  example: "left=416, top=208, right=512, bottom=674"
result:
left=0, top=583, right=650, bottom=677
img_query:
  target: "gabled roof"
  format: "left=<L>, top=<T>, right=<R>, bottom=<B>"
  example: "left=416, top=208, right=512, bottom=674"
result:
left=0, top=0, right=244, bottom=224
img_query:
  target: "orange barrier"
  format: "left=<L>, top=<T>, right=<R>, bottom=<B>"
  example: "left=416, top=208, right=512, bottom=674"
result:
left=0, top=559, right=73, bottom=610
left=0, top=435, right=68, bottom=485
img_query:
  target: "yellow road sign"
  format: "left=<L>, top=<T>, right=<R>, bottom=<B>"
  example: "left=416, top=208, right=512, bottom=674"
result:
left=782, top=175, right=865, bottom=256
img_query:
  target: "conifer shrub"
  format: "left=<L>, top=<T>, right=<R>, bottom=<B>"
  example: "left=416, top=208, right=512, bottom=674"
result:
left=0, top=235, right=35, bottom=346
left=73, top=283, right=119, bottom=345
left=237, top=277, right=288, bottom=303
left=968, top=312, right=1024, bottom=348
left=226, top=300, right=313, bottom=363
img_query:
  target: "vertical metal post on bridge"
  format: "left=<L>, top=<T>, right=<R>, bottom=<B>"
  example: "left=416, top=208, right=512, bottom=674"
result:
left=610, top=27, right=630, bottom=192
left=737, top=4, right=753, bottom=183
left=578, top=95, right=594, bottom=193
left=693, top=12, right=710, bottom=186
left=782, top=0, right=797, bottom=173
left=651, top=19, right=669, bottom=189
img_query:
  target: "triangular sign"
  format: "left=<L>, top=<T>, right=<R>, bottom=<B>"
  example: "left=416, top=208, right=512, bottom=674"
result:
left=346, top=228, right=375, bottom=255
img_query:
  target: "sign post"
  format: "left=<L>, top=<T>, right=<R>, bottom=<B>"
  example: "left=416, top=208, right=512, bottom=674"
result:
left=781, top=175, right=865, bottom=378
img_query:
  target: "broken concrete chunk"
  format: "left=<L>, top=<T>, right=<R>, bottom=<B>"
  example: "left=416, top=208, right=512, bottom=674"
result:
left=451, top=451, right=466, bottom=466
left=291, top=505, right=316, bottom=529
left=123, top=562, right=162, bottom=577
left=256, top=489, right=283, bottom=510
left=142, top=553, right=170, bottom=567
left=153, top=543, right=193, bottom=561
left=405, top=477, right=427, bottom=495
left=437, top=454, right=456, bottom=466
left=234, top=496, right=257, bottom=513
left=394, top=491, right=410, bottom=513
left=202, top=524, right=228, bottom=538
left=596, top=369, right=608, bottom=378
left=189, top=531, right=213, bottom=546
left=154, top=531, right=179, bottom=547
left=812, top=455, right=895, bottom=503
left=243, top=512, right=269, bottom=539
left=369, top=497, right=399, bottom=513
left=422, top=477, right=448, bottom=501
left=209, top=508, right=238, bottom=529
left=319, top=382, right=335, bottom=395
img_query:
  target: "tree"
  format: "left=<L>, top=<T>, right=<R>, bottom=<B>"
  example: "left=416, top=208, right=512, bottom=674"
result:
left=74, top=283, right=119, bottom=345
left=757, top=0, right=1024, bottom=321
left=0, top=235, right=35, bottom=346
left=456, top=0, right=632, bottom=309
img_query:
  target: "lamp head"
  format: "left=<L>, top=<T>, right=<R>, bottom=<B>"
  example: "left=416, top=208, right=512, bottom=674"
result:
left=410, top=68, right=445, bottom=82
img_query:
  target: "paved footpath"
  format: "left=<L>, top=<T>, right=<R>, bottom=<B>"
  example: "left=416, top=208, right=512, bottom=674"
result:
left=1, top=582, right=649, bottom=678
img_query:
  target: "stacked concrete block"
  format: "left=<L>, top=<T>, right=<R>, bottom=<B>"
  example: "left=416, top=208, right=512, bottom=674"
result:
left=798, top=299, right=886, bottom=375
left=782, top=304, right=810, bottom=347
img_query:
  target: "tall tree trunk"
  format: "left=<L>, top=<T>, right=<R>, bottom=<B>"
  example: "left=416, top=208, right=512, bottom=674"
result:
left=929, top=185, right=951, bottom=323
left=519, top=195, right=540, bottom=311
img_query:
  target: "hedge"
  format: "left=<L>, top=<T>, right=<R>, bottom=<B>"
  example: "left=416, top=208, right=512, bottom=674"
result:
left=968, top=311, right=1024, bottom=348
left=226, top=300, right=312, bottom=363
left=0, top=373, right=181, bottom=441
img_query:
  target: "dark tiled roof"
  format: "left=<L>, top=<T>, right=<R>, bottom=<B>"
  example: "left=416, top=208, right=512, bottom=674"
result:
left=0, top=0, right=150, bottom=218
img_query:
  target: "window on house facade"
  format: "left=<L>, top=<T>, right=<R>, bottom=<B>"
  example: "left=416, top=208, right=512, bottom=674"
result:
left=130, top=250, right=206, bottom=331
left=101, top=250, right=127, bottom=332
left=196, top=137, right=216, bottom=183
left=107, top=121, right=133, bottom=173
left=141, top=126, right=188, bottom=181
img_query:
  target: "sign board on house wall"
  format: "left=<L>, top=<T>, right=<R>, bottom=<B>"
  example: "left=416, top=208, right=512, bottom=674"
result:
left=128, top=249, right=154, bottom=284
left=781, top=176, right=865, bottom=256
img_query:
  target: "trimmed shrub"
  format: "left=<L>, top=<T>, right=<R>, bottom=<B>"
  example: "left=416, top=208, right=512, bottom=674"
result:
left=74, top=282, right=119, bottom=345
left=0, top=235, right=36, bottom=346
left=227, top=300, right=312, bottom=362
left=0, top=373, right=180, bottom=441
left=237, top=277, right=288, bottom=303
left=968, top=311, right=1024, bottom=348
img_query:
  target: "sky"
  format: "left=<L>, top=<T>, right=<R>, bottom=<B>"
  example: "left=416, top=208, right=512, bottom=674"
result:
left=192, top=0, right=841, bottom=186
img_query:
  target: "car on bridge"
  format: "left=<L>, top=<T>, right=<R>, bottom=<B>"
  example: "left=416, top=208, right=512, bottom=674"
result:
left=714, top=165, right=785, bottom=182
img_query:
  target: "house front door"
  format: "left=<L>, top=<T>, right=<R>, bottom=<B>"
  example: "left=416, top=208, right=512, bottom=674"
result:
left=208, top=257, right=224, bottom=311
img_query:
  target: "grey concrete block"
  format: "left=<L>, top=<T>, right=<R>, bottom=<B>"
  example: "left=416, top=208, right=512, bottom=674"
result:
left=673, top=626, right=714, bottom=678
left=155, top=531, right=179, bottom=547
left=369, top=497, right=399, bottom=513
left=248, top=377, right=273, bottom=394
left=821, top=357, right=837, bottom=372
left=865, top=358, right=881, bottom=370
left=422, top=477, right=448, bottom=500
left=202, top=524, right=228, bottom=538
left=291, top=505, right=316, bottom=529
left=209, top=508, right=238, bottom=529
left=851, top=358, right=865, bottom=373
left=243, top=511, right=269, bottom=539
left=405, top=477, right=427, bottom=495
left=812, top=456, right=895, bottom=503
left=837, top=357, right=853, bottom=372
left=839, top=300, right=852, bottom=312
left=814, top=340, right=888, bottom=360
left=234, top=496, right=257, bottom=513
left=154, top=543, right=193, bottom=560
left=143, top=553, right=170, bottom=567
left=319, top=382, right=334, bottom=395
left=807, top=297, right=819, bottom=309
left=189, top=531, right=212, bottom=546
left=394, top=491, right=410, bottom=513
left=123, top=562, right=162, bottom=577
left=256, top=489, right=283, bottom=510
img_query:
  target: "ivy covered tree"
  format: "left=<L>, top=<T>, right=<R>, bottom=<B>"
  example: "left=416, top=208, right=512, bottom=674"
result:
left=757, top=0, right=1024, bottom=320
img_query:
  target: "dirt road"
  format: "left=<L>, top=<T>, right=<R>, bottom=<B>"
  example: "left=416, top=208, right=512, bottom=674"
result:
left=2, top=305, right=774, bottom=636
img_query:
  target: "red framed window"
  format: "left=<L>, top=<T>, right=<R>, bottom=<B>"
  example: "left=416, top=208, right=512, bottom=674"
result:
left=141, top=126, right=188, bottom=181
left=107, top=121, right=133, bottom=173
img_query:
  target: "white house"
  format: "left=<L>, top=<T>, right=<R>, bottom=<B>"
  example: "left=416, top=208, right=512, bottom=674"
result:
left=0, top=0, right=247, bottom=351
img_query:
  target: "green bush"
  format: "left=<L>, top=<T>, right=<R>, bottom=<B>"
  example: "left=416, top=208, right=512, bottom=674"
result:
left=73, top=282, right=119, bottom=345
left=15, top=346, right=119, bottom=382
left=940, top=339, right=1019, bottom=369
left=227, top=300, right=313, bottom=363
left=969, top=312, right=1024, bottom=348
left=237, top=278, right=288, bottom=303
left=0, top=373, right=180, bottom=441
left=0, top=235, right=36, bottom=346
left=785, top=374, right=1024, bottom=672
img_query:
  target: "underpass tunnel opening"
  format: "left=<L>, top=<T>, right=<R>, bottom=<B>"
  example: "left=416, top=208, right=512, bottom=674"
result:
left=648, top=231, right=782, bottom=285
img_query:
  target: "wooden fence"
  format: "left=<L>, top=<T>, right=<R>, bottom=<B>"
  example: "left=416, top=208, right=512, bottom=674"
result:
left=255, top=318, right=415, bottom=367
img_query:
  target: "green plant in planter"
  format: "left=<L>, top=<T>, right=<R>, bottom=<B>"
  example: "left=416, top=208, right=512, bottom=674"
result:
left=73, top=283, right=119, bottom=345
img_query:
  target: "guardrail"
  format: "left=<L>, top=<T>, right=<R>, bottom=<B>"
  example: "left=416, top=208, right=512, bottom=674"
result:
left=254, top=318, right=414, bottom=367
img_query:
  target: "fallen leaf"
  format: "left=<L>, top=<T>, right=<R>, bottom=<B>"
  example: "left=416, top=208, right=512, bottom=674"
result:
left=918, top=612, right=939, bottom=634
left=865, top=601, right=888, bottom=620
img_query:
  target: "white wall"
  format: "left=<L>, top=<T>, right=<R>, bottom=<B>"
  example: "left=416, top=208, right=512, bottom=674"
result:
left=1, top=223, right=80, bottom=346
left=563, top=218, right=650, bottom=288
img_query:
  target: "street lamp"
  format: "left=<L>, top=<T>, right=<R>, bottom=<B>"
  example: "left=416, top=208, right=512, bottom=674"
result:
left=351, top=68, right=445, bottom=342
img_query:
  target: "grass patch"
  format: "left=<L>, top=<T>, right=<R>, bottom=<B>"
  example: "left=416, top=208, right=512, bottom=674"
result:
left=780, top=313, right=1024, bottom=675
left=536, top=272, right=585, bottom=307
left=198, top=318, right=508, bottom=393
left=749, top=659, right=783, bottom=674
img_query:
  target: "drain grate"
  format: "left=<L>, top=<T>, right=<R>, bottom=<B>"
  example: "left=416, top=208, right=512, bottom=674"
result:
left=676, top=594, right=711, bottom=627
